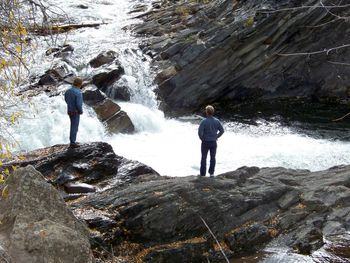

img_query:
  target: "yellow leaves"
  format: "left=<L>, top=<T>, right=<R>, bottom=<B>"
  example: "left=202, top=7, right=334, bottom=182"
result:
left=17, top=24, right=27, bottom=36
left=18, top=155, right=26, bottom=161
left=0, top=174, right=4, bottom=184
left=15, top=45, right=22, bottom=53
left=0, top=58, right=7, bottom=70
left=245, top=16, right=255, bottom=27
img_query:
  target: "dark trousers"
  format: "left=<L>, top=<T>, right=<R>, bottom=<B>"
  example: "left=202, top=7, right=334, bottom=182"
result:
left=200, top=141, right=217, bottom=176
left=69, top=114, right=80, bottom=144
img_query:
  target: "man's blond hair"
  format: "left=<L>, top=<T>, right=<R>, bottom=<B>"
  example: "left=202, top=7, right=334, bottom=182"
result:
left=205, top=105, right=215, bottom=116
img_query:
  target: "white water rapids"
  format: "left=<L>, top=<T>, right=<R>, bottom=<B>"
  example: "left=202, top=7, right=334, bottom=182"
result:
left=12, top=0, right=350, bottom=180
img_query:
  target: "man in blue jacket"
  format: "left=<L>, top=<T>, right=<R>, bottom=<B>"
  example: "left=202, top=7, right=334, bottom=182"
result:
left=64, top=77, right=83, bottom=147
left=198, top=105, right=224, bottom=177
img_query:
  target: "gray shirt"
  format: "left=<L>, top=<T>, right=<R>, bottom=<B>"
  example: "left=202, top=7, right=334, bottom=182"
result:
left=198, top=116, right=224, bottom=142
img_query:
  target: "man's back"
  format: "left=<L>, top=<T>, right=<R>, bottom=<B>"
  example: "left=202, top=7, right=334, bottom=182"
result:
left=64, top=87, right=83, bottom=114
left=198, top=116, right=224, bottom=142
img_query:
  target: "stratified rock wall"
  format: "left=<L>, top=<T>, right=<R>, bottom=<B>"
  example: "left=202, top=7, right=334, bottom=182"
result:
left=136, top=0, right=350, bottom=114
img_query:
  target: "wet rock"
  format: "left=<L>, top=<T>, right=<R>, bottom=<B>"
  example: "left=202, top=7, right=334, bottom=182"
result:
left=225, top=223, right=271, bottom=253
left=105, top=110, right=135, bottom=134
left=104, top=83, right=131, bottom=101
left=92, top=66, right=125, bottom=90
left=45, top=44, right=74, bottom=58
left=64, top=182, right=96, bottom=194
left=91, top=98, right=134, bottom=133
left=38, top=64, right=73, bottom=86
left=326, top=235, right=350, bottom=259
left=89, top=51, right=117, bottom=68
left=129, top=4, right=148, bottom=14
left=292, top=227, right=324, bottom=254
left=0, top=166, right=93, bottom=263
left=54, top=172, right=75, bottom=186
left=5, top=142, right=159, bottom=190
left=144, top=241, right=210, bottom=263
left=82, top=85, right=106, bottom=106
left=76, top=4, right=88, bottom=9
left=93, top=98, right=121, bottom=121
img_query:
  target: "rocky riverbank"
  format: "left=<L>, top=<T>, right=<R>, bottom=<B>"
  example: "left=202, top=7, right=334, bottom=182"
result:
left=133, top=0, right=350, bottom=116
left=1, top=142, right=349, bottom=262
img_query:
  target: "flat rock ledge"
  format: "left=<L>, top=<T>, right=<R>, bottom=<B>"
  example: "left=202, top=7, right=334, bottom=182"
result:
left=2, top=142, right=350, bottom=262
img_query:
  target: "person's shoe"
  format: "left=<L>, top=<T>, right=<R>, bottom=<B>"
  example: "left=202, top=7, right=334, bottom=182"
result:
left=209, top=174, right=214, bottom=178
left=198, top=174, right=205, bottom=177
left=69, top=142, right=80, bottom=148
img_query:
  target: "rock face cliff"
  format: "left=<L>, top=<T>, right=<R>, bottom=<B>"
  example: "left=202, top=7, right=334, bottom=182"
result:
left=135, top=0, right=350, bottom=115
left=3, top=143, right=349, bottom=262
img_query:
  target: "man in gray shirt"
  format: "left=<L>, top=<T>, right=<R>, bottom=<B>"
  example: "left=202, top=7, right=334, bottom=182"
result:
left=198, top=105, right=224, bottom=177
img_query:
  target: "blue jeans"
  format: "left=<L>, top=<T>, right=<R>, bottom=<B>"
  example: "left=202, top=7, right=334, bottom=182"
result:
left=69, top=114, right=80, bottom=144
left=200, top=141, right=217, bottom=176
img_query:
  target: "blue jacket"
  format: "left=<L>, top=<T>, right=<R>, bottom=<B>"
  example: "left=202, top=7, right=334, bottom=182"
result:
left=64, top=86, right=83, bottom=115
left=198, top=116, right=224, bottom=142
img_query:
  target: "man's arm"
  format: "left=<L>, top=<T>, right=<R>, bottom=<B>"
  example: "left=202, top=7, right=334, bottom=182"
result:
left=198, top=121, right=204, bottom=140
left=76, top=92, right=83, bottom=114
left=217, top=120, right=224, bottom=138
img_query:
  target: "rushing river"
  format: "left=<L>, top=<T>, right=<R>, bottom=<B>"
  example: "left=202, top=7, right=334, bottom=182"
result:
left=13, top=0, right=350, bottom=177
left=10, top=0, right=350, bottom=262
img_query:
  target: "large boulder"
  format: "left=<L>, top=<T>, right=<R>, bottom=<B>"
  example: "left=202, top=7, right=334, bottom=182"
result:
left=105, top=110, right=135, bottom=134
left=92, top=65, right=125, bottom=90
left=0, top=166, right=94, bottom=263
left=82, top=85, right=106, bottom=106
left=92, top=98, right=135, bottom=133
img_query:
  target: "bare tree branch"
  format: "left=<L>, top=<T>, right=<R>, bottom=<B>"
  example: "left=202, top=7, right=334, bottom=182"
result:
left=277, top=44, right=350, bottom=56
